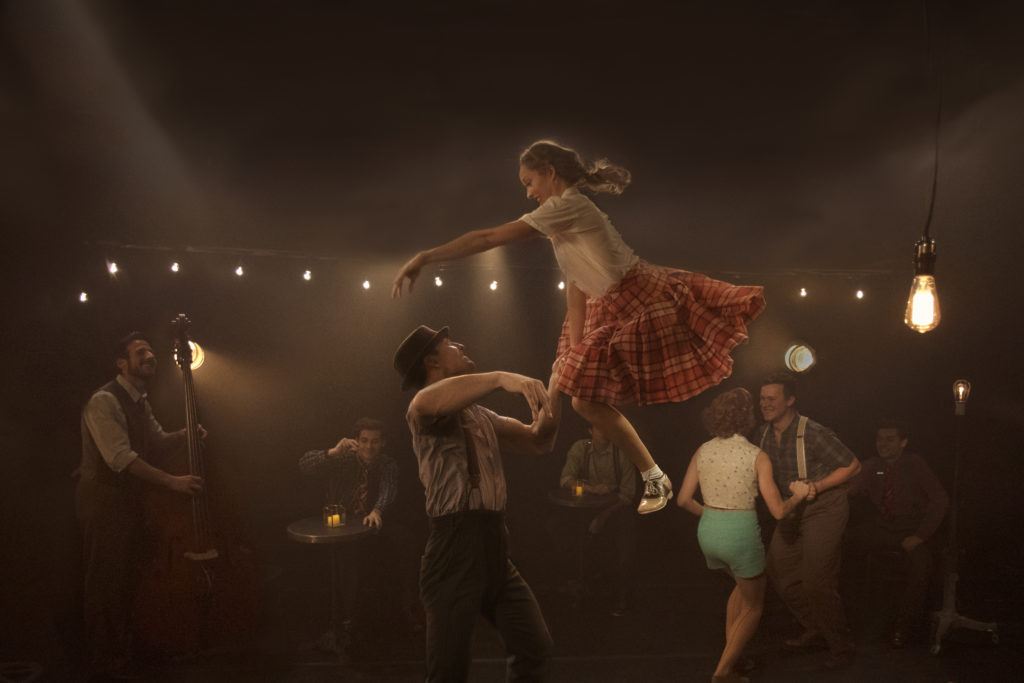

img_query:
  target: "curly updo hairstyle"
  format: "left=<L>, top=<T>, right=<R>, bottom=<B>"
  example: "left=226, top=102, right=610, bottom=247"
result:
left=701, top=388, right=757, bottom=439
left=519, top=140, right=632, bottom=195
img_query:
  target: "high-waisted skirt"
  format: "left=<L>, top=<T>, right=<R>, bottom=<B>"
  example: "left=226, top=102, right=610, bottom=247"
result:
left=554, top=260, right=766, bottom=406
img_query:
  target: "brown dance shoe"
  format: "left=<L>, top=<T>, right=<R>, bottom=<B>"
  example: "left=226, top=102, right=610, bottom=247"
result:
left=782, top=629, right=825, bottom=652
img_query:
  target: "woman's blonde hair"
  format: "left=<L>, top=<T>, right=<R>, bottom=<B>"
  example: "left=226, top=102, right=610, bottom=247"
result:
left=519, top=140, right=631, bottom=195
left=701, top=388, right=756, bottom=439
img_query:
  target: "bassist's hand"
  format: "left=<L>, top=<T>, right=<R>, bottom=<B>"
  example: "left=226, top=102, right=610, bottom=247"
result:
left=166, top=474, right=204, bottom=496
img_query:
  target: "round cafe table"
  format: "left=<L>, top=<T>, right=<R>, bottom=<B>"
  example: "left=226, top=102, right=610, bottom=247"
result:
left=287, top=516, right=374, bottom=658
left=546, top=489, right=619, bottom=604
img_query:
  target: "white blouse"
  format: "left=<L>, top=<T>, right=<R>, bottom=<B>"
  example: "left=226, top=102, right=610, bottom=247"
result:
left=696, top=434, right=761, bottom=510
left=519, top=187, right=639, bottom=298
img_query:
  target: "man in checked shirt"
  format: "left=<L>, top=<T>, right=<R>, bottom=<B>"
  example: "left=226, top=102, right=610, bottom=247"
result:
left=299, top=417, right=419, bottom=635
left=755, top=373, right=862, bottom=670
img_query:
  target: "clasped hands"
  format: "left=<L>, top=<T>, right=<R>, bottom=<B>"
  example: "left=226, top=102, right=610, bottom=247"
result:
left=788, top=479, right=815, bottom=501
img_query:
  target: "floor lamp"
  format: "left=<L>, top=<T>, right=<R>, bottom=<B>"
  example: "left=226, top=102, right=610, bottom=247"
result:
left=930, top=379, right=999, bottom=654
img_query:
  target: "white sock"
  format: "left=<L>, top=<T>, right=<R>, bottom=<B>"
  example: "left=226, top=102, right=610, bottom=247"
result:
left=641, top=465, right=663, bottom=481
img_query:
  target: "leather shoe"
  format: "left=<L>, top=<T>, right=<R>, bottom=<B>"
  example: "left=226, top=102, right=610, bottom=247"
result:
left=783, top=630, right=825, bottom=652
left=890, top=628, right=907, bottom=648
left=823, top=647, right=855, bottom=670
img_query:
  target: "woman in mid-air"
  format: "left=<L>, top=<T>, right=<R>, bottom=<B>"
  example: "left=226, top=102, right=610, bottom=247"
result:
left=392, top=140, right=765, bottom=515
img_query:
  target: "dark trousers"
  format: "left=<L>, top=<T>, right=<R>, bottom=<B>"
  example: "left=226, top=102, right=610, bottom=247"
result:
left=544, top=505, right=636, bottom=603
left=420, top=511, right=552, bottom=682
left=75, top=479, right=142, bottom=672
left=846, top=520, right=936, bottom=630
left=767, top=487, right=851, bottom=654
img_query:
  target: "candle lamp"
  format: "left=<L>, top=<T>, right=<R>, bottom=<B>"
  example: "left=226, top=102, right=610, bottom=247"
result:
left=323, top=504, right=344, bottom=528
left=573, top=479, right=584, bottom=497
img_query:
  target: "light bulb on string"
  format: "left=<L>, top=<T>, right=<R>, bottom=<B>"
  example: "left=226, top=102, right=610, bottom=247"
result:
left=799, top=287, right=808, bottom=298
left=855, top=289, right=865, bottom=300
left=79, top=291, right=89, bottom=303
left=489, top=280, right=498, bottom=291
left=170, top=262, right=180, bottom=273
left=362, top=280, right=371, bottom=290
left=558, top=281, right=565, bottom=290
left=235, top=265, right=244, bottom=277
left=434, top=275, right=443, bottom=287
left=303, top=269, right=312, bottom=281
left=904, top=239, right=940, bottom=333
left=107, top=261, right=119, bottom=275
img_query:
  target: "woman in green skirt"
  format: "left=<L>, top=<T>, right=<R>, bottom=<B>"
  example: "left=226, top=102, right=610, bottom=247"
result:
left=677, top=388, right=809, bottom=682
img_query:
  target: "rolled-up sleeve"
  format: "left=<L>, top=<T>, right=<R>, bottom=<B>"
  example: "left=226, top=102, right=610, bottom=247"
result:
left=82, top=392, right=138, bottom=472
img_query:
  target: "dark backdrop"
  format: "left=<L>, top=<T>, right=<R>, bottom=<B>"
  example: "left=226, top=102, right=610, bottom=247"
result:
left=2, top=0, right=1023, bottom=666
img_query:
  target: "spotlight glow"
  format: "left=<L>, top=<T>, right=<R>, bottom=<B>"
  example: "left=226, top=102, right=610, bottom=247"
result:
left=107, top=261, right=119, bottom=275
left=855, top=289, right=864, bottom=300
left=558, top=281, right=566, bottom=290
left=784, top=343, right=817, bottom=373
left=170, top=262, right=180, bottom=273
left=489, top=280, right=498, bottom=291
left=303, top=269, right=312, bottom=281
left=79, top=291, right=88, bottom=303
left=434, top=276, right=443, bottom=287
left=799, top=287, right=807, bottom=298
left=362, top=280, right=371, bottom=290
left=235, top=265, right=244, bottom=277
left=173, top=340, right=206, bottom=371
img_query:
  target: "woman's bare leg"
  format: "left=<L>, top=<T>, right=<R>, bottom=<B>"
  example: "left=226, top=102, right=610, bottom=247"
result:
left=570, top=396, right=671, bottom=513
left=715, top=575, right=766, bottom=677
left=569, top=397, right=655, bottom=471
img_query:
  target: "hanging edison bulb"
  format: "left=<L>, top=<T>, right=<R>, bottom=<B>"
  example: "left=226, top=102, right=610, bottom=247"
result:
left=904, top=238, right=940, bottom=333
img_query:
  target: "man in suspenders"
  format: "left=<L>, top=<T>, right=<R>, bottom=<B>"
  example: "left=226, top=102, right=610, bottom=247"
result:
left=756, top=373, right=861, bottom=669
left=395, top=325, right=559, bottom=682
left=77, top=332, right=204, bottom=677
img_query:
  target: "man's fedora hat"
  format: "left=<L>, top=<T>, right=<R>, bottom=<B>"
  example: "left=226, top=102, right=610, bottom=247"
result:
left=394, top=325, right=449, bottom=390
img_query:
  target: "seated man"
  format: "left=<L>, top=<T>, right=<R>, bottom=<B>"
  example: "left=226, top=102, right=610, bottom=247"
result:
left=847, top=419, right=949, bottom=647
left=548, top=424, right=638, bottom=615
left=299, top=417, right=419, bottom=638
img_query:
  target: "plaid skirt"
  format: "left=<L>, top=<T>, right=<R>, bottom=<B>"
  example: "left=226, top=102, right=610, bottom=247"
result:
left=554, top=261, right=766, bottom=406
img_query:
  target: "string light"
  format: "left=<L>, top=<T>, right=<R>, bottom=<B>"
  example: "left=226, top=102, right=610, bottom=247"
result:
left=855, top=289, right=865, bottom=300
left=489, top=280, right=498, bottom=291
left=303, top=269, right=312, bottom=281
left=434, top=276, right=443, bottom=287
left=362, top=280, right=371, bottom=290
left=107, top=261, right=119, bottom=275
left=235, top=265, right=244, bottom=277
left=558, top=281, right=565, bottom=290
left=799, top=287, right=808, bottom=298
left=79, top=291, right=88, bottom=303
left=170, top=262, right=180, bottom=273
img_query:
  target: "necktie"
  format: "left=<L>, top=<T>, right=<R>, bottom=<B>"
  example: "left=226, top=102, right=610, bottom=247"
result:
left=881, top=465, right=896, bottom=520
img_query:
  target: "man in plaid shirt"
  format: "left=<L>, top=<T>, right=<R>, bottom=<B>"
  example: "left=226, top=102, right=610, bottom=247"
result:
left=755, top=374, right=861, bottom=669
left=299, top=417, right=420, bottom=636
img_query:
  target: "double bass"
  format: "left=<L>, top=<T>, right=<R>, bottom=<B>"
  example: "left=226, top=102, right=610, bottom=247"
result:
left=133, top=314, right=259, bottom=655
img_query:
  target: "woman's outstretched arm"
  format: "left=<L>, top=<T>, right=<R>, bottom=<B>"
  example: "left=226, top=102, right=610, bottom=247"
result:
left=392, top=220, right=538, bottom=297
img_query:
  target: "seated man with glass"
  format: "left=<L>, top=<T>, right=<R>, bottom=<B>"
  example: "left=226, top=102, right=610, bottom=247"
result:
left=299, top=417, right=420, bottom=638
left=547, top=424, right=639, bottom=616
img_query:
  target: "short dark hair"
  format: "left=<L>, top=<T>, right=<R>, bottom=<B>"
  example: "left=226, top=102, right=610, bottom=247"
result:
left=354, top=417, right=385, bottom=437
left=760, top=372, right=797, bottom=400
left=877, top=418, right=909, bottom=440
left=115, top=331, right=150, bottom=360
left=702, top=388, right=756, bottom=438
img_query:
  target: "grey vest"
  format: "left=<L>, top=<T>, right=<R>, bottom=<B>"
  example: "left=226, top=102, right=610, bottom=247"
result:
left=79, top=379, right=149, bottom=488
